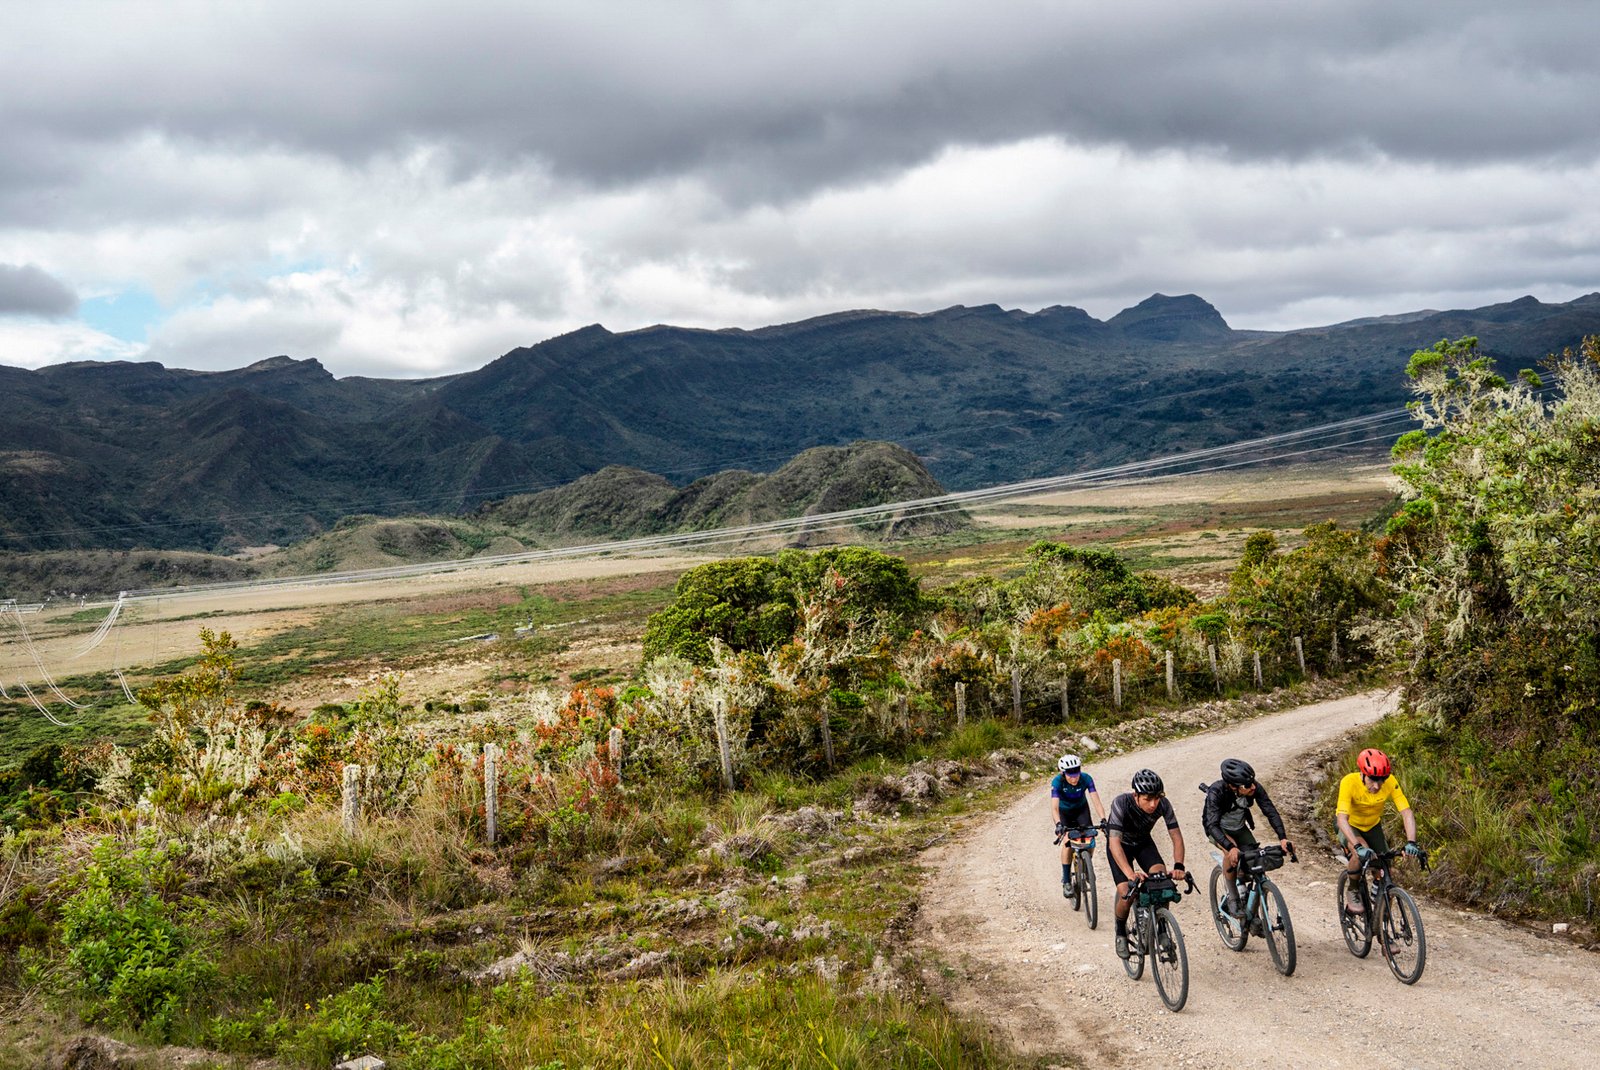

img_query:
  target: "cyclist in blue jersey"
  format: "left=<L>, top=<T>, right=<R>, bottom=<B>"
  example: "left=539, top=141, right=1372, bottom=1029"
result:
left=1051, top=753, right=1108, bottom=898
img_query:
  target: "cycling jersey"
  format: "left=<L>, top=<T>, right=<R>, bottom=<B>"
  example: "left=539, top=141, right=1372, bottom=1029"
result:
left=1201, top=778, right=1286, bottom=846
left=1051, top=771, right=1097, bottom=815
left=1106, top=791, right=1179, bottom=847
left=1335, top=772, right=1411, bottom=832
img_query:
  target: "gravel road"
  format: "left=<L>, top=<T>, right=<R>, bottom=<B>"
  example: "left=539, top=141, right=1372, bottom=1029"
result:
left=916, top=690, right=1600, bottom=1069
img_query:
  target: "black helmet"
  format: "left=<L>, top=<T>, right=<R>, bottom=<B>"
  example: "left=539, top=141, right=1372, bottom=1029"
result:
left=1131, top=768, right=1164, bottom=795
left=1220, top=758, right=1256, bottom=787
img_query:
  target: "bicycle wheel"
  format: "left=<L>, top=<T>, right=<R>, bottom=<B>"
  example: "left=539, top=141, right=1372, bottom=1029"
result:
left=1380, top=886, right=1426, bottom=984
left=1080, top=855, right=1099, bottom=930
left=1259, top=879, right=1296, bottom=977
left=1150, top=908, right=1190, bottom=1012
left=1122, top=909, right=1146, bottom=980
left=1336, top=870, right=1372, bottom=958
left=1208, top=866, right=1247, bottom=951
left=1067, top=854, right=1082, bottom=912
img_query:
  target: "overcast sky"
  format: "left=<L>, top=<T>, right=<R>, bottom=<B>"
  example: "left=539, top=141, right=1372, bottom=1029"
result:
left=1, top=1, right=1597, bottom=378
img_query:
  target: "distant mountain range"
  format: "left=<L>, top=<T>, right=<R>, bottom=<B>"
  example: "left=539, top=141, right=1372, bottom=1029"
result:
left=0, top=441, right=964, bottom=599
left=3, top=290, right=1598, bottom=554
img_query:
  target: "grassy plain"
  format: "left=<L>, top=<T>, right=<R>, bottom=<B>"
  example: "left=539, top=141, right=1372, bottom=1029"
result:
left=0, top=457, right=1395, bottom=1068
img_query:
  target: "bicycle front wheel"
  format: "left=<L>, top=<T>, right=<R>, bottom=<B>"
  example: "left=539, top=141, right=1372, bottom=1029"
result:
left=1080, top=855, right=1099, bottom=930
left=1381, top=886, right=1427, bottom=984
left=1150, top=908, right=1190, bottom=1012
left=1259, top=879, right=1296, bottom=977
left=1208, top=866, right=1247, bottom=951
left=1336, top=870, right=1372, bottom=958
left=1123, top=909, right=1147, bottom=980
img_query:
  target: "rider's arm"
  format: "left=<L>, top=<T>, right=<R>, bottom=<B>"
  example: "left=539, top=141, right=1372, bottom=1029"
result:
left=1107, top=831, right=1138, bottom=879
left=1335, top=812, right=1363, bottom=848
left=1169, top=826, right=1186, bottom=873
left=1255, top=783, right=1288, bottom=840
left=1200, top=782, right=1225, bottom=845
left=1400, top=806, right=1418, bottom=844
left=1088, top=789, right=1107, bottom=823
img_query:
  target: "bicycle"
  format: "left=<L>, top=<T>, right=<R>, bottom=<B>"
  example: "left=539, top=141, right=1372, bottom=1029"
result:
left=1337, top=845, right=1429, bottom=984
left=1206, top=841, right=1298, bottom=976
left=1120, top=870, right=1196, bottom=1012
left=1053, top=823, right=1100, bottom=929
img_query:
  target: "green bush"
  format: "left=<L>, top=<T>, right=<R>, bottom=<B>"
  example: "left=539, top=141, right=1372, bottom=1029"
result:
left=57, top=836, right=216, bottom=1040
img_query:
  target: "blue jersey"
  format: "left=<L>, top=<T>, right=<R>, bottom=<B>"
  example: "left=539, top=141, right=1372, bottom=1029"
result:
left=1051, top=771, right=1097, bottom=816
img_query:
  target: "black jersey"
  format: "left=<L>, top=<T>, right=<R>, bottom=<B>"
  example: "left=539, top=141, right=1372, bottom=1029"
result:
left=1106, top=791, right=1179, bottom=847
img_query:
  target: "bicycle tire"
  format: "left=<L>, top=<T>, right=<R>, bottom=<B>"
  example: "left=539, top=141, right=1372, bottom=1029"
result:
left=1150, top=907, right=1190, bottom=1012
left=1123, top=908, right=1146, bottom=980
left=1208, top=865, right=1247, bottom=951
left=1081, top=856, right=1099, bottom=930
left=1336, top=870, right=1372, bottom=958
left=1068, top=854, right=1082, bottom=912
left=1259, top=879, right=1296, bottom=977
left=1381, top=886, right=1426, bottom=984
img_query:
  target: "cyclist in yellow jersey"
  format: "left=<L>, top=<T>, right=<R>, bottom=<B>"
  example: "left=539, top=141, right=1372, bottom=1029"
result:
left=1335, top=748, right=1422, bottom=912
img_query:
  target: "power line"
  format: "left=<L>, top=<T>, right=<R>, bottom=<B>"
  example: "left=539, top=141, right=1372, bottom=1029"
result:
left=95, top=406, right=1411, bottom=604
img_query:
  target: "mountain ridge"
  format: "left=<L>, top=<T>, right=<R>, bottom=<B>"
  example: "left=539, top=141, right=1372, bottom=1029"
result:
left=4, top=291, right=1599, bottom=554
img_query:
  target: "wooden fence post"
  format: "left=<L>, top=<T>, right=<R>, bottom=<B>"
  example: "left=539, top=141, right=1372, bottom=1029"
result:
left=955, top=682, right=966, bottom=729
left=1208, top=644, right=1221, bottom=693
left=897, top=695, right=909, bottom=730
left=1112, top=658, right=1123, bottom=709
left=1294, top=636, right=1307, bottom=676
left=1165, top=650, right=1176, bottom=699
left=714, top=697, right=736, bottom=790
left=1060, top=679, right=1070, bottom=723
left=1010, top=667, right=1022, bottom=721
left=609, top=725, right=624, bottom=784
left=484, top=743, right=499, bottom=846
left=1331, top=626, right=1343, bottom=671
left=342, top=764, right=361, bottom=835
left=818, top=696, right=835, bottom=770
left=1253, top=650, right=1264, bottom=689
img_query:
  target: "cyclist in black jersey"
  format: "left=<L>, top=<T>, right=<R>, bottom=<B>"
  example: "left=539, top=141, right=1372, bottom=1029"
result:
left=1106, top=768, right=1186, bottom=959
left=1201, top=758, right=1293, bottom=916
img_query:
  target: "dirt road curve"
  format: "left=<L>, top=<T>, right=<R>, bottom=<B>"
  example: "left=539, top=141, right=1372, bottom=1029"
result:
left=916, top=691, right=1600, bottom=1069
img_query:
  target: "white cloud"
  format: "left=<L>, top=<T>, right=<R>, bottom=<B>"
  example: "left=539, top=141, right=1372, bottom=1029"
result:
left=0, top=3, right=1597, bottom=375
left=0, top=319, right=144, bottom=367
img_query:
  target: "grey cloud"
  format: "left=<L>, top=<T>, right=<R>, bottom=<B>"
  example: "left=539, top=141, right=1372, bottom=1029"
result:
left=0, top=264, right=77, bottom=317
left=1, top=1, right=1597, bottom=213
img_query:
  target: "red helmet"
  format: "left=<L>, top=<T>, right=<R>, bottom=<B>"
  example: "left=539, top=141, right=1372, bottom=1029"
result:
left=1357, top=748, right=1391, bottom=778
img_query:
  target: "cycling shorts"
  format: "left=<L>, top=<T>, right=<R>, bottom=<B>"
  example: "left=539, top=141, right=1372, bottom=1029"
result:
left=1057, top=803, right=1092, bottom=832
left=1209, top=826, right=1258, bottom=853
left=1339, top=823, right=1389, bottom=857
left=1108, top=839, right=1166, bottom=887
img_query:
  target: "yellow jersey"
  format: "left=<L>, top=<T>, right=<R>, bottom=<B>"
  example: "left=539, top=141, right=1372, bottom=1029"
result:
left=1335, top=772, right=1411, bottom=833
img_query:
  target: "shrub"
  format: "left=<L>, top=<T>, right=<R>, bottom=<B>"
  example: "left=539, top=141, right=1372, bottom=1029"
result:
left=57, top=836, right=215, bottom=1040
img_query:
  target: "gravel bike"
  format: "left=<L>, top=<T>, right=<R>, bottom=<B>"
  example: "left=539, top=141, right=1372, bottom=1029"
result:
left=1337, top=845, right=1429, bottom=984
left=1120, top=870, right=1196, bottom=1012
left=1053, top=823, right=1100, bottom=929
left=1207, top=841, right=1298, bottom=976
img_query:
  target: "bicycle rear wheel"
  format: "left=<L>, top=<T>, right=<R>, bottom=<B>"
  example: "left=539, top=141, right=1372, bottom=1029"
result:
left=1208, top=866, right=1247, bottom=951
left=1080, top=855, right=1099, bottom=930
left=1150, top=908, right=1189, bottom=1012
left=1123, top=909, right=1146, bottom=980
left=1259, top=879, right=1296, bottom=977
left=1381, top=886, right=1426, bottom=984
left=1336, top=870, right=1372, bottom=958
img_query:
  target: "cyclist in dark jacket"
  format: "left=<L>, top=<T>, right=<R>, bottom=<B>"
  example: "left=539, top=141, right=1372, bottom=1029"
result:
left=1202, top=758, right=1293, bottom=915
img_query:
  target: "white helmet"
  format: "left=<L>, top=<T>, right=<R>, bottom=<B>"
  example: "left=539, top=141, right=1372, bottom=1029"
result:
left=1057, top=753, right=1082, bottom=774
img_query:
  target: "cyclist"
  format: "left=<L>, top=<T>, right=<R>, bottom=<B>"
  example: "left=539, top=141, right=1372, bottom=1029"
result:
left=1201, top=757, right=1293, bottom=916
left=1051, top=753, right=1108, bottom=897
left=1106, top=768, right=1187, bottom=959
left=1335, top=748, right=1422, bottom=913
